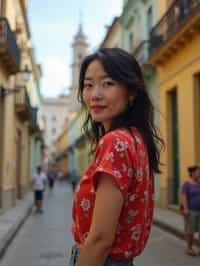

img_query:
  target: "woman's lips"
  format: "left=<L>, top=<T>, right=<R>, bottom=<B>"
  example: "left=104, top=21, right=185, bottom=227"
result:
left=91, top=106, right=106, bottom=113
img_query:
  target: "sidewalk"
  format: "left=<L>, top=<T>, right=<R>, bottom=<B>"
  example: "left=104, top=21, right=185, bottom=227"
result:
left=154, top=208, right=185, bottom=239
left=0, top=192, right=33, bottom=258
left=154, top=207, right=199, bottom=243
left=0, top=183, right=73, bottom=266
left=0, top=191, right=197, bottom=259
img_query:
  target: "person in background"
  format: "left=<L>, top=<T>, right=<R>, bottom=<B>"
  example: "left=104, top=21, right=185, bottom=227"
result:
left=47, top=166, right=56, bottom=192
left=32, top=165, right=47, bottom=214
left=69, top=48, right=163, bottom=266
left=180, top=165, right=200, bottom=256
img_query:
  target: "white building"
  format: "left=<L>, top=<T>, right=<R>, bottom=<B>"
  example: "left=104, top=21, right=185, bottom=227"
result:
left=41, top=96, right=70, bottom=162
left=41, top=23, right=89, bottom=164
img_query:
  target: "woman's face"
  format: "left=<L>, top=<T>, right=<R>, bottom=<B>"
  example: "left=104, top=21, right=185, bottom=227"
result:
left=192, top=168, right=200, bottom=183
left=82, top=59, right=132, bottom=131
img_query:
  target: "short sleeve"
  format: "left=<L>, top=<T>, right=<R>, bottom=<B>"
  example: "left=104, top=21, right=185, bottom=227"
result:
left=92, top=131, right=135, bottom=197
left=181, top=182, right=189, bottom=194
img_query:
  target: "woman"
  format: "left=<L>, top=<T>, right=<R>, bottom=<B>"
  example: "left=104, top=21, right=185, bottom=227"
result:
left=69, top=48, right=163, bottom=266
left=180, top=165, right=200, bottom=256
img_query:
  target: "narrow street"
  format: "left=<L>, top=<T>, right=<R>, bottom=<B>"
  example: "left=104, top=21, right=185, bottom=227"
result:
left=0, top=182, right=74, bottom=266
left=0, top=182, right=199, bottom=266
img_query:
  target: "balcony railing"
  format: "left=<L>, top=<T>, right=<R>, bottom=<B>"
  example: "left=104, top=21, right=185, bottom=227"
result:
left=0, top=17, right=21, bottom=74
left=15, top=88, right=32, bottom=121
left=149, top=0, right=200, bottom=54
left=133, top=41, right=150, bottom=66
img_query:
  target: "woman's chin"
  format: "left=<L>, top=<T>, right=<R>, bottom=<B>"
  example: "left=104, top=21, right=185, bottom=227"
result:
left=91, top=116, right=103, bottom=123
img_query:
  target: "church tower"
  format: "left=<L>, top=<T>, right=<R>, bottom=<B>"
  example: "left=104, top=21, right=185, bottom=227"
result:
left=66, top=22, right=88, bottom=113
left=71, top=23, right=88, bottom=90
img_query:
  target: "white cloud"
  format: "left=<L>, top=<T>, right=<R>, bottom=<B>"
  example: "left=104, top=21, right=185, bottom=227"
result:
left=41, top=56, right=70, bottom=97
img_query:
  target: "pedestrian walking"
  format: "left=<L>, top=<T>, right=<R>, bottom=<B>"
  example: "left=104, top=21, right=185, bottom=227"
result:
left=180, top=165, right=200, bottom=256
left=69, top=48, right=163, bottom=266
left=47, top=167, right=56, bottom=192
left=32, top=165, right=47, bottom=214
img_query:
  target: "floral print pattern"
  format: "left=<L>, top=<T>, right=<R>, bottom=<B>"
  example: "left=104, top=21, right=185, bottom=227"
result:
left=71, top=128, right=154, bottom=260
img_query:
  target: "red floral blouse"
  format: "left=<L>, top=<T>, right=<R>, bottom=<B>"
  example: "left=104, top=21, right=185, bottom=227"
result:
left=71, top=128, right=154, bottom=260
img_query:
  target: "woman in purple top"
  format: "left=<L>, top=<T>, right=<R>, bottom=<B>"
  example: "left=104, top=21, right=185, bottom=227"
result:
left=180, top=165, right=200, bottom=256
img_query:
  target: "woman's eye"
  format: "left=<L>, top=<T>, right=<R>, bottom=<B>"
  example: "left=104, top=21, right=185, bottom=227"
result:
left=84, top=83, right=92, bottom=89
left=104, top=81, right=115, bottom=86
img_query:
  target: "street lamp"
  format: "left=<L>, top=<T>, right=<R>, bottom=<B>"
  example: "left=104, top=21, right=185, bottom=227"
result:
left=0, top=65, right=31, bottom=97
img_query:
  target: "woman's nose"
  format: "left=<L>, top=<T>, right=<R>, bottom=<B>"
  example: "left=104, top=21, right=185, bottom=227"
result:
left=91, top=86, right=102, bottom=100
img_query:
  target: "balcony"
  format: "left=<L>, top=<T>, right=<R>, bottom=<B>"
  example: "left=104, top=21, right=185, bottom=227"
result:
left=15, top=88, right=32, bottom=121
left=134, top=41, right=150, bottom=66
left=0, top=17, right=21, bottom=74
left=133, top=41, right=155, bottom=79
left=149, top=0, right=200, bottom=64
left=29, top=107, right=39, bottom=133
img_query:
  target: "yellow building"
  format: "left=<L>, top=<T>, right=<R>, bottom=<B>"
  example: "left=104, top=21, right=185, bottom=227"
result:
left=55, top=121, right=69, bottom=175
left=74, top=108, right=91, bottom=178
left=148, top=0, right=200, bottom=207
left=0, top=0, right=40, bottom=209
left=100, top=17, right=122, bottom=48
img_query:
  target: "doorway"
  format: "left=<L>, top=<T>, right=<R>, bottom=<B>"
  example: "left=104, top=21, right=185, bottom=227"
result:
left=16, top=129, right=22, bottom=199
left=168, top=89, right=180, bottom=205
left=194, top=74, right=200, bottom=163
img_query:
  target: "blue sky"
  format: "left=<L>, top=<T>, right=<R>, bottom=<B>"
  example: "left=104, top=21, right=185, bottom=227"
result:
left=28, top=0, right=123, bottom=97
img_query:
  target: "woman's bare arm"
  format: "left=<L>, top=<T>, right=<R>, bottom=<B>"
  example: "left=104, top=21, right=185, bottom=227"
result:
left=180, top=191, right=189, bottom=215
left=76, top=173, right=124, bottom=266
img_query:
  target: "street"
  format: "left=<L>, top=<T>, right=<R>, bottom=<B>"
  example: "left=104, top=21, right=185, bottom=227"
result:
left=0, top=182, right=199, bottom=266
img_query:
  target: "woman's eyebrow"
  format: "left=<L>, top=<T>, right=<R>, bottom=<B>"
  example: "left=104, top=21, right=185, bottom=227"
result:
left=100, top=75, right=110, bottom=79
left=84, top=75, right=110, bottom=81
left=84, top=77, right=93, bottom=81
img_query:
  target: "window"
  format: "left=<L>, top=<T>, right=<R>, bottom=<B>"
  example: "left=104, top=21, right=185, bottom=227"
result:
left=52, top=128, right=56, bottom=135
left=52, top=116, right=56, bottom=122
left=78, top=53, right=82, bottom=61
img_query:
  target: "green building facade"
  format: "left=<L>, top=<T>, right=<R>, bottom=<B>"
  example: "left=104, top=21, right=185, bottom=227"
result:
left=120, top=0, right=160, bottom=204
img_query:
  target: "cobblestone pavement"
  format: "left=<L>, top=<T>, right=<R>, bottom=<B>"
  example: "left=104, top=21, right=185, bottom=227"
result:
left=0, top=182, right=199, bottom=266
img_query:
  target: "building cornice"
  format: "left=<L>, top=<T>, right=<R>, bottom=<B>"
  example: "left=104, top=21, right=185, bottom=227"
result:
left=19, top=0, right=31, bottom=38
left=100, top=17, right=119, bottom=48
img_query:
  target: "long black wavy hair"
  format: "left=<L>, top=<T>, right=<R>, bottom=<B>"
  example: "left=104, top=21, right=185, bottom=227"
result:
left=78, top=48, right=164, bottom=174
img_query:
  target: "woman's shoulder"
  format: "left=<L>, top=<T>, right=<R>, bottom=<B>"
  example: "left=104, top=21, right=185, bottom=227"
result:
left=96, top=129, right=133, bottom=154
left=182, top=180, right=195, bottom=185
left=181, top=180, right=194, bottom=189
left=100, top=128, right=140, bottom=144
left=96, top=128, right=146, bottom=158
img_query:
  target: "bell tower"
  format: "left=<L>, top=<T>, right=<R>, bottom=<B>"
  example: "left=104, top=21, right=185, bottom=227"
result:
left=71, top=23, right=88, bottom=90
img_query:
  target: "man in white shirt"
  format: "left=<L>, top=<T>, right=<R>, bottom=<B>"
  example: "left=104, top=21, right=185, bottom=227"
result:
left=32, top=166, right=47, bottom=213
